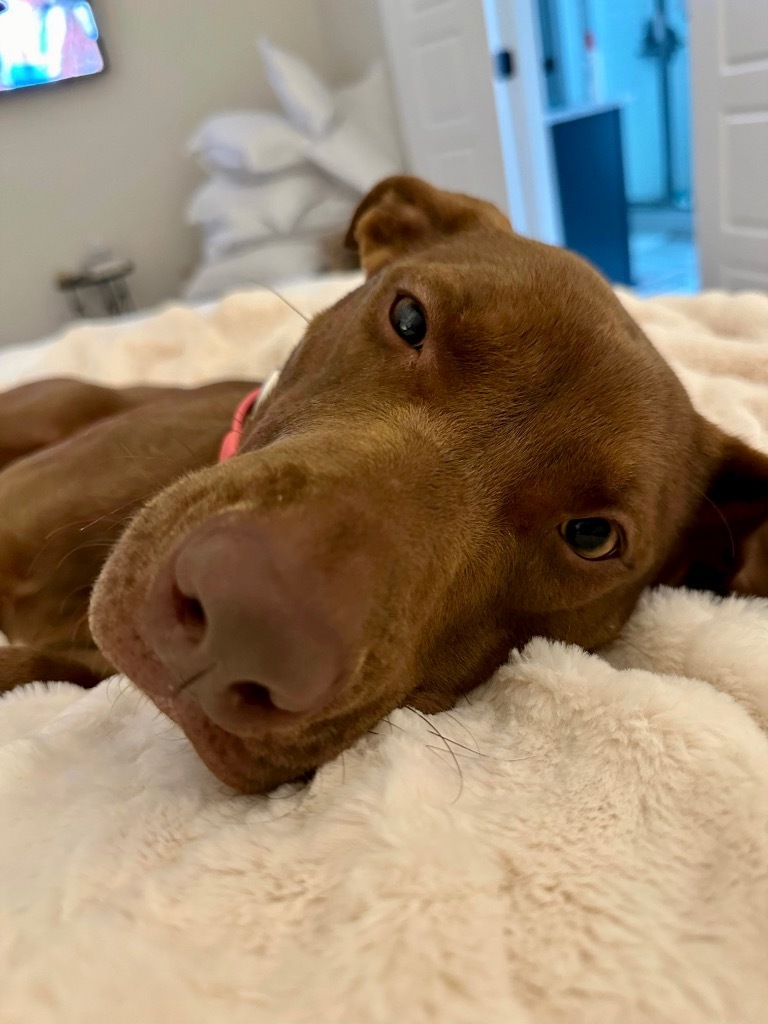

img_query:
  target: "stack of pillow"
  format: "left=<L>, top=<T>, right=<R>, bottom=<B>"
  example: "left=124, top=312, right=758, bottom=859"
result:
left=184, top=39, right=402, bottom=302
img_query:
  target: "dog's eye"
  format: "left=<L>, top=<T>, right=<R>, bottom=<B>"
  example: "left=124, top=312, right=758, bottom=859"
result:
left=559, top=518, right=620, bottom=560
left=390, top=297, right=427, bottom=349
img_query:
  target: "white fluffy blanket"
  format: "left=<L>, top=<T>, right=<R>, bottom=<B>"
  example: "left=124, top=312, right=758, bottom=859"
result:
left=2, top=277, right=768, bottom=1024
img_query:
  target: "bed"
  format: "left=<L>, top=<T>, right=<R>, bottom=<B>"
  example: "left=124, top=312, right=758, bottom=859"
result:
left=1, top=278, right=768, bottom=1024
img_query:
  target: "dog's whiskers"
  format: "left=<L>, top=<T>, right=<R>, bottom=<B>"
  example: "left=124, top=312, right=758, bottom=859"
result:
left=425, top=744, right=537, bottom=765
left=245, top=280, right=312, bottom=326
left=405, top=707, right=465, bottom=805
left=702, top=492, right=736, bottom=561
left=441, top=709, right=481, bottom=753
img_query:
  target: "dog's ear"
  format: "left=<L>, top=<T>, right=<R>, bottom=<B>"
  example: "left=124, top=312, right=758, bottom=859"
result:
left=345, top=175, right=512, bottom=275
left=663, top=427, right=768, bottom=597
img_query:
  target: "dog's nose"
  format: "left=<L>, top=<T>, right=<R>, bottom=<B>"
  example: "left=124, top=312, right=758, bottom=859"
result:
left=142, top=515, right=352, bottom=735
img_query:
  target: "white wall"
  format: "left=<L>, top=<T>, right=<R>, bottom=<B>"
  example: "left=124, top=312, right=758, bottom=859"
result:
left=316, top=0, right=386, bottom=84
left=0, top=0, right=334, bottom=347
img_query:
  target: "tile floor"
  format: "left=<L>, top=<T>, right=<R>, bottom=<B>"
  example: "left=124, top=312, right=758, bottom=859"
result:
left=628, top=206, right=700, bottom=296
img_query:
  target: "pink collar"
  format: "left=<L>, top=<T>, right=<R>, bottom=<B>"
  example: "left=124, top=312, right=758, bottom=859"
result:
left=218, top=386, right=263, bottom=462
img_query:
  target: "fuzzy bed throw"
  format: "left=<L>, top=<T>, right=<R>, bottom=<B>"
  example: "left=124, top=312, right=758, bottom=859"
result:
left=2, top=276, right=768, bottom=1024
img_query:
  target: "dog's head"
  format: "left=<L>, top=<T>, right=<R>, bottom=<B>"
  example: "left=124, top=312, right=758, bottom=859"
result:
left=90, top=176, right=768, bottom=792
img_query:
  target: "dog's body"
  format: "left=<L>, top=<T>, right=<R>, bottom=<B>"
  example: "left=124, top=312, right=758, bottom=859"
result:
left=2, top=177, right=768, bottom=793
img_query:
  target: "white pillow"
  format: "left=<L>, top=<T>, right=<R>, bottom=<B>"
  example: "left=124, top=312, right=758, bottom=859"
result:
left=307, top=62, right=403, bottom=192
left=187, top=166, right=354, bottom=233
left=200, top=194, right=357, bottom=262
left=298, top=191, right=358, bottom=234
left=188, top=111, right=309, bottom=177
left=184, top=239, right=324, bottom=303
left=258, top=37, right=334, bottom=139
left=187, top=168, right=358, bottom=260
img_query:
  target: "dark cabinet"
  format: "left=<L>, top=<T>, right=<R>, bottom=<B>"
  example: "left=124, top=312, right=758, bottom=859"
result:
left=548, top=103, right=632, bottom=286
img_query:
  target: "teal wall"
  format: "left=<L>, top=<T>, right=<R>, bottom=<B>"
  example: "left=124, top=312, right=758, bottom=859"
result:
left=544, top=0, right=692, bottom=206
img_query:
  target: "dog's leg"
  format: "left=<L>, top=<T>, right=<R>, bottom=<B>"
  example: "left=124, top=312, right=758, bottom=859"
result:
left=0, top=379, right=182, bottom=470
left=0, top=646, right=107, bottom=693
left=0, top=380, right=252, bottom=699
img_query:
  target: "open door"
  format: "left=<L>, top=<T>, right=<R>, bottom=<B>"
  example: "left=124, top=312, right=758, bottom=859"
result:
left=690, top=1, right=768, bottom=289
left=375, top=0, right=560, bottom=243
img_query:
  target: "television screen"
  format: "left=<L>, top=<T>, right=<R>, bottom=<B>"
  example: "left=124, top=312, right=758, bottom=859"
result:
left=0, top=0, right=104, bottom=93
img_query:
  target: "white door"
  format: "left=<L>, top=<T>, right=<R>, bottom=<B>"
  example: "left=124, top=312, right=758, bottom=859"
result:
left=690, top=0, right=768, bottom=290
left=375, top=0, right=561, bottom=243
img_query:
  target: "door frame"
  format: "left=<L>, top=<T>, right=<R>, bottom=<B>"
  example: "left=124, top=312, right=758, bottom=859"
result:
left=485, top=0, right=563, bottom=244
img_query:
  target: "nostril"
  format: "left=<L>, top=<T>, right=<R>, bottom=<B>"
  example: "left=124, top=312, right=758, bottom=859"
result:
left=232, top=681, right=275, bottom=712
left=171, top=584, right=207, bottom=642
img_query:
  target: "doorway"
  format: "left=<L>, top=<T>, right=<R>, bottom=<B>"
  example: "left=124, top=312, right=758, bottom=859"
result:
left=536, top=0, right=699, bottom=294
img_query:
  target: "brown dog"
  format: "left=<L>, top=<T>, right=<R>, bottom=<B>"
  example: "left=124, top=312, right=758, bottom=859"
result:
left=2, top=176, right=768, bottom=793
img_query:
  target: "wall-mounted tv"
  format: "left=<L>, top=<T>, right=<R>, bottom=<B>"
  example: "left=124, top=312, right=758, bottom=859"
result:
left=0, top=1, right=104, bottom=93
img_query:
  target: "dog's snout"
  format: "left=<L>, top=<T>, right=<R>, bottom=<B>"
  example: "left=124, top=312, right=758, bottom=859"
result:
left=142, top=515, right=353, bottom=736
